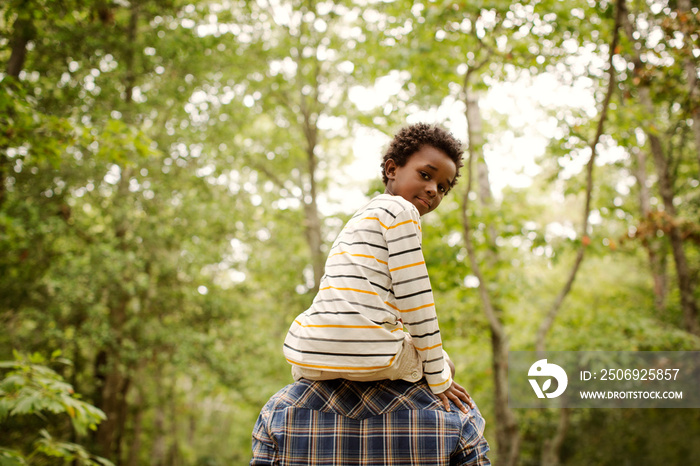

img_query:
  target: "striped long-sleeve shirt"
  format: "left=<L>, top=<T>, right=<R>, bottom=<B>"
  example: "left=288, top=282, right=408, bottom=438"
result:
left=283, top=194, right=452, bottom=394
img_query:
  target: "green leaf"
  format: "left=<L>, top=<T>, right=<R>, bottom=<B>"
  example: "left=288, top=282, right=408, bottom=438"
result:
left=0, top=448, right=27, bottom=466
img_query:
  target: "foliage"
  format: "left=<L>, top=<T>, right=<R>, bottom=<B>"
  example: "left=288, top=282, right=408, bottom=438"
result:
left=1, top=0, right=699, bottom=464
left=0, top=351, right=111, bottom=465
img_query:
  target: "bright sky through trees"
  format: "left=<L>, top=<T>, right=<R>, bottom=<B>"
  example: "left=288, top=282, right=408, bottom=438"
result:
left=337, top=69, right=602, bottom=215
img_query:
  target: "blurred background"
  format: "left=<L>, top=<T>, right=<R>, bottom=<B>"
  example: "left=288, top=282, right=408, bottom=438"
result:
left=1, top=0, right=699, bottom=464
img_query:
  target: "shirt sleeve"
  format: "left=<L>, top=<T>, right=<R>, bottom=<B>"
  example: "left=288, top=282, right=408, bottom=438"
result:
left=452, top=407, right=491, bottom=465
left=250, top=409, right=278, bottom=465
left=384, top=205, right=452, bottom=394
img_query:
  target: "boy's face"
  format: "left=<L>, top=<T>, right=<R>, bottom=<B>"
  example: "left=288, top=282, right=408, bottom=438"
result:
left=384, top=145, right=457, bottom=216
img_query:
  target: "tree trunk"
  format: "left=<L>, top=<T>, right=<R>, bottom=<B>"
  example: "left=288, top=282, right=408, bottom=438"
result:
left=151, top=404, right=167, bottom=466
left=96, top=2, right=144, bottom=457
left=1, top=10, right=35, bottom=208
left=462, top=83, right=520, bottom=466
left=491, top=330, right=521, bottom=466
left=5, top=12, right=34, bottom=78
left=123, top=6, right=139, bottom=106
left=632, top=148, right=668, bottom=312
left=302, top=145, right=324, bottom=293
left=620, top=3, right=699, bottom=336
left=284, top=15, right=325, bottom=294
left=644, top=108, right=699, bottom=335
left=300, top=60, right=324, bottom=293
left=188, top=411, right=197, bottom=457
left=95, top=359, right=130, bottom=459
left=126, top=388, right=144, bottom=466
left=677, top=0, right=700, bottom=169
left=540, top=409, right=570, bottom=466
left=462, top=200, right=520, bottom=466
left=465, top=90, right=498, bottom=267
left=95, top=159, right=136, bottom=457
left=95, top=294, right=132, bottom=461
left=150, top=365, right=167, bottom=466
left=167, top=387, right=180, bottom=466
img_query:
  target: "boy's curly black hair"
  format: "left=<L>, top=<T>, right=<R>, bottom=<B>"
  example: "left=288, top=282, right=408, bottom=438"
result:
left=381, top=123, right=464, bottom=187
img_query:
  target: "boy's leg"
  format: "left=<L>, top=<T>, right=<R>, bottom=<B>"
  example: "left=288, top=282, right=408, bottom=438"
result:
left=384, top=333, right=423, bottom=382
left=379, top=335, right=454, bottom=384
left=290, top=334, right=424, bottom=383
left=341, top=333, right=423, bottom=382
left=291, top=365, right=342, bottom=381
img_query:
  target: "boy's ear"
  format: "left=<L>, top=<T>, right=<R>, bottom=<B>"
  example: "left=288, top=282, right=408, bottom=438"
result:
left=384, top=159, right=397, bottom=180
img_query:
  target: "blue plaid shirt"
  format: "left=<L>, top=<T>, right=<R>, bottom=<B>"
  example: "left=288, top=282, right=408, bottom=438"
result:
left=250, top=378, right=491, bottom=465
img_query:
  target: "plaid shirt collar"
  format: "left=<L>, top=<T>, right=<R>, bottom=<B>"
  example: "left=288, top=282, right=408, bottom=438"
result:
left=279, top=378, right=444, bottom=419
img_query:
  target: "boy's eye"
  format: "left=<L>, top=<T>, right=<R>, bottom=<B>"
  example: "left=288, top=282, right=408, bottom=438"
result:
left=438, top=185, right=447, bottom=194
left=420, top=171, right=430, bottom=180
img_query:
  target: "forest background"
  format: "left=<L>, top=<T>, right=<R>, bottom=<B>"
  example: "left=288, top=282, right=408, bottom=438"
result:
left=1, top=0, right=700, bottom=464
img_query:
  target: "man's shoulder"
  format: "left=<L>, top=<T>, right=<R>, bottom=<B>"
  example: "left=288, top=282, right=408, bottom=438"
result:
left=262, top=379, right=329, bottom=412
left=264, top=379, right=443, bottom=420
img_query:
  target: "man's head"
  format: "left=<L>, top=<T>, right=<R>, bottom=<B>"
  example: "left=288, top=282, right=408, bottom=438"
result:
left=381, top=123, right=464, bottom=216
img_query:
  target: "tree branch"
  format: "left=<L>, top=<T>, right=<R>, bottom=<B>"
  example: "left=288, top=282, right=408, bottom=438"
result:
left=535, top=0, right=623, bottom=352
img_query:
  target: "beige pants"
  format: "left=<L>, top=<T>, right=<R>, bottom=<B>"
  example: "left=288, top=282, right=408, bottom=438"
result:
left=291, top=334, right=451, bottom=384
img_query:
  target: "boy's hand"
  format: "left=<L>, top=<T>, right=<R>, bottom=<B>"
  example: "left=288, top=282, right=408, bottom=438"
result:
left=437, top=381, right=474, bottom=413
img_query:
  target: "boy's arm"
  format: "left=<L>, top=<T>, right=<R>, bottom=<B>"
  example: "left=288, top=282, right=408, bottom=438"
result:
left=384, top=206, right=452, bottom=394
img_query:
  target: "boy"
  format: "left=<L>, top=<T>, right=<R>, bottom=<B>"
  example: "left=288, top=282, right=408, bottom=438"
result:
left=283, top=123, right=473, bottom=413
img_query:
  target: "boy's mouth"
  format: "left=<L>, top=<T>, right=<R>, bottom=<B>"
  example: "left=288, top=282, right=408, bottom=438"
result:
left=417, top=197, right=431, bottom=209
